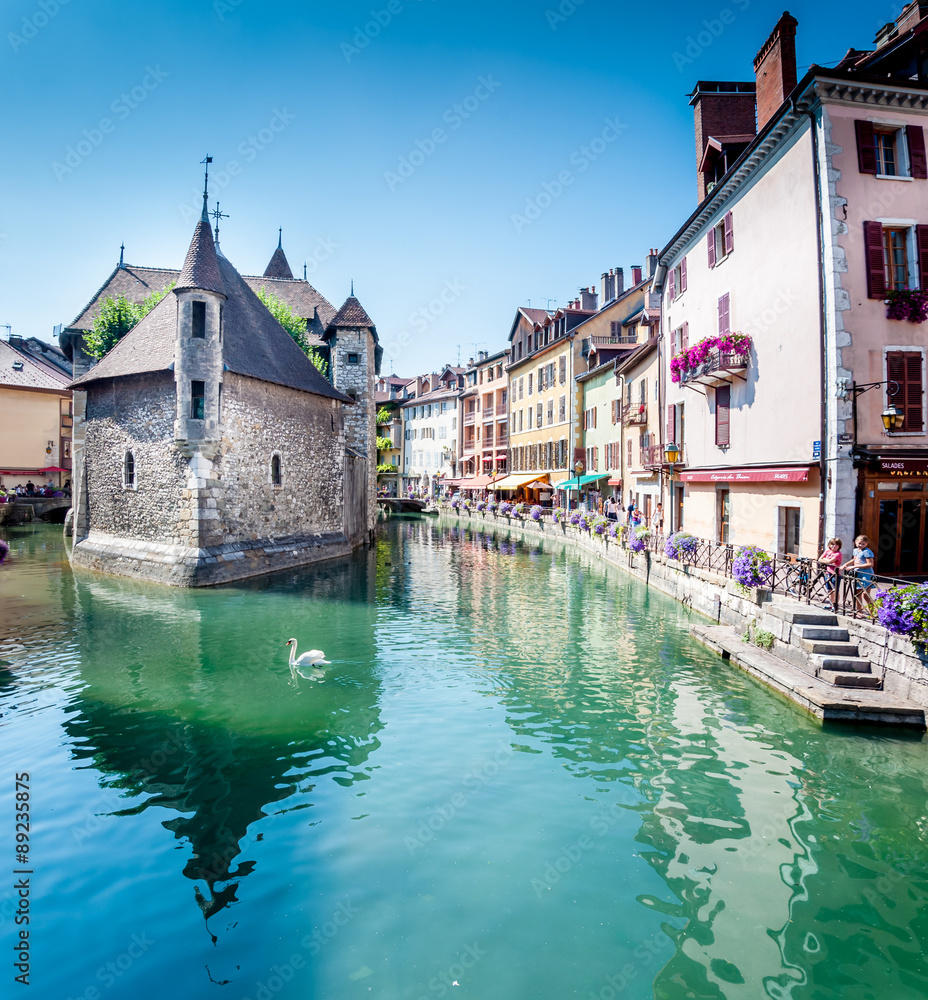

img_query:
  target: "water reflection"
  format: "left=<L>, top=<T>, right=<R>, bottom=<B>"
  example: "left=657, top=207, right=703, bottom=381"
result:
left=59, top=548, right=384, bottom=938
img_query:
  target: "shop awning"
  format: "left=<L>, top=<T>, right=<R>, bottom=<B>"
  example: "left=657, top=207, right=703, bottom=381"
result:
left=607, top=478, right=622, bottom=486
left=489, top=473, right=548, bottom=491
left=679, top=466, right=811, bottom=483
left=553, top=473, right=609, bottom=490
left=457, top=475, right=499, bottom=489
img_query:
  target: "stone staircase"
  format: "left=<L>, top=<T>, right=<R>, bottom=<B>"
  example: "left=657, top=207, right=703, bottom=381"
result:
left=766, top=604, right=882, bottom=690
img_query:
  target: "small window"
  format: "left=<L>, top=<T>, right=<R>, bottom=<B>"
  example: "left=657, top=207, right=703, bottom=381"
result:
left=124, top=451, right=136, bottom=489
left=778, top=506, right=801, bottom=555
left=271, top=454, right=282, bottom=486
left=883, top=227, right=909, bottom=290
left=874, top=127, right=900, bottom=176
left=191, top=301, right=206, bottom=339
left=191, top=380, right=205, bottom=420
left=347, top=353, right=360, bottom=365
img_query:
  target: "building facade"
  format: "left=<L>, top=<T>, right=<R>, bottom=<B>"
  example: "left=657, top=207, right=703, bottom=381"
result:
left=456, top=349, right=509, bottom=491
left=69, top=204, right=366, bottom=586
left=401, top=369, right=463, bottom=493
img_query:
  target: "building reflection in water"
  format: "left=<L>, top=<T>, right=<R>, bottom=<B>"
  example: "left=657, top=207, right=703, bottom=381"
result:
left=60, top=545, right=383, bottom=940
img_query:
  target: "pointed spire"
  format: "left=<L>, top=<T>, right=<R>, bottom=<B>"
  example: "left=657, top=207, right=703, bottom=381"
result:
left=263, top=232, right=294, bottom=280
left=210, top=201, right=229, bottom=248
left=327, top=294, right=375, bottom=331
left=176, top=162, right=224, bottom=296
left=350, top=279, right=355, bottom=296
left=303, top=261, right=307, bottom=281
left=119, top=242, right=125, bottom=268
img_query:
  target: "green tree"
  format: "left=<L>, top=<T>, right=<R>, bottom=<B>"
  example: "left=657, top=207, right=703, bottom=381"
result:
left=84, top=284, right=174, bottom=359
left=256, top=286, right=328, bottom=378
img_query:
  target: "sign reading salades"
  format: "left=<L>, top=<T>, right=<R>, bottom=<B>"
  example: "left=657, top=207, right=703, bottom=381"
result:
left=679, top=467, right=811, bottom=483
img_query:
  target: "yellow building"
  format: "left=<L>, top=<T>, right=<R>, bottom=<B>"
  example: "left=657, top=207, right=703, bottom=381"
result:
left=504, top=301, right=596, bottom=501
left=0, top=337, right=72, bottom=489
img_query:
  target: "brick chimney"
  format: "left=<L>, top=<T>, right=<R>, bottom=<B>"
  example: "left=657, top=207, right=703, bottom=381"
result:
left=579, top=286, right=598, bottom=311
left=896, top=1, right=928, bottom=34
left=690, top=81, right=757, bottom=201
left=753, top=12, right=799, bottom=132
left=631, top=265, right=643, bottom=285
left=615, top=267, right=624, bottom=296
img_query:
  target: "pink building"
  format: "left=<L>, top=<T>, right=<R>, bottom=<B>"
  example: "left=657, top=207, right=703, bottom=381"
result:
left=656, top=5, right=928, bottom=575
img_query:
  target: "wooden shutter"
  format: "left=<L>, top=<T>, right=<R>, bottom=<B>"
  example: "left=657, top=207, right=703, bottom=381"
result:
left=918, top=226, right=928, bottom=290
left=670, top=327, right=676, bottom=356
left=715, top=385, right=731, bottom=446
left=864, top=221, right=887, bottom=299
left=724, top=212, right=734, bottom=255
left=718, top=293, right=731, bottom=336
left=888, top=351, right=924, bottom=432
left=855, top=120, right=878, bottom=175
left=667, top=404, right=676, bottom=443
left=708, top=229, right=717, bottom=269
left=681, top=256, right=688, bottom=292
left=669, top=268, right=676, bottom=301
left=909, top=125, right=928, bottom=179
left=682, top=322, right=689, bottom=350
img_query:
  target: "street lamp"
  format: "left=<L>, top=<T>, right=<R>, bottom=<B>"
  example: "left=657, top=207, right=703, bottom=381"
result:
left=840, top=379, right=905, bottom=442
left=881, top=404, right=905, bottom=432
left=664, top=442, right=680, bottom=467
left=567, top=459, right=584, bottom=512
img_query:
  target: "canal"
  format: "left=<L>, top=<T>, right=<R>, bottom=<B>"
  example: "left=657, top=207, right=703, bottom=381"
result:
left=1, top=520, right=927, bottom=1000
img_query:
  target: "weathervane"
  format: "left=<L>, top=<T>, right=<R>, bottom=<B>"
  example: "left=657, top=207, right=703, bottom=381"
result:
left=200, top=154, right=213, bottom=216
left=211, top=201, right=229, bottom=245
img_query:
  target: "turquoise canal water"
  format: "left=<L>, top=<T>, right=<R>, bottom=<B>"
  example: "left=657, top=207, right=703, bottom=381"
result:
left=1, top=521, right=927, bottom=1000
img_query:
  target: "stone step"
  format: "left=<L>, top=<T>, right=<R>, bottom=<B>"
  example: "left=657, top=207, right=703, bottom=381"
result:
left=812, top=654, right=873, bottom=674
left=818, top=670, right=883, bottom=689
left=799, top=639, right=860, bottom=657
left=796, top=625, right=850, bottom=642
left=768, top=605, right=839, bottom=627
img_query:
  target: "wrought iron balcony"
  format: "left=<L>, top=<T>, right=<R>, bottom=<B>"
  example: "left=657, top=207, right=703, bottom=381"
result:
left=680, top=349, right=749, bottom=387
left=623, top=403, right=648, bottom=425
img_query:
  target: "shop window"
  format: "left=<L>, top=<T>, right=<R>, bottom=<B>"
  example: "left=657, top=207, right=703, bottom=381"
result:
left=778, top=506, right=801, bottom=555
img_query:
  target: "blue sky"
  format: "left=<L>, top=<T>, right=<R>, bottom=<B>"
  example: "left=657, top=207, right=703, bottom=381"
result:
left=0, top=0, right=896, bottom=374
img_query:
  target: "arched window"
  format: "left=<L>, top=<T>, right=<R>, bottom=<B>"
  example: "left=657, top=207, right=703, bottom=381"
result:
left=270, top=454, right=282, bottom=486
left=124, top=451, right=136, bottom=489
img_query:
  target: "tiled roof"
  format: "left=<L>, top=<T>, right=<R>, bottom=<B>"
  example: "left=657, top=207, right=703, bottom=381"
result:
left=263, top=246, right=294, bottom=280
left=0, top=340, right=70, bottom=391
left=327, top=296, right=376, bottom=331
left=72, top=238, right=350, bottom=402
left=176, top=216, right=224, bottom=295
left=242, top=276, right=335, bottom=347
left=67, top=265, right=179, bottom=331
left=380, top=375, right=413, bottom=386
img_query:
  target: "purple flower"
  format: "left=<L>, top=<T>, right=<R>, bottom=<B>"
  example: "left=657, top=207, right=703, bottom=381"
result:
left=531, top=504, right=544, bottom=521
left=732, top=545, right=773, bottom=588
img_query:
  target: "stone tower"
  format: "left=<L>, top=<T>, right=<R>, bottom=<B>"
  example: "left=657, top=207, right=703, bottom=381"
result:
left=325, top=295, right=382, bottom=532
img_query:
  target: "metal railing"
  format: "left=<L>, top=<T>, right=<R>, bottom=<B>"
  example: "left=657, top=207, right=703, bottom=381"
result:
left=496, top=402, right=507, bottom=414
left=679, top=349, right=749, bottom=386
left=464, top=412, right=476, bottom=425
left=623, top=403, right=647, bottom=424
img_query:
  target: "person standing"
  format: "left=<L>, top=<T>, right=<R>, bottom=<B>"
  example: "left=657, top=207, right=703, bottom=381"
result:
left=841, top=535, right=875, bottom=611
left=818, top=538, right=843, bottom=610
left=651, top=502, right=664, bottom=534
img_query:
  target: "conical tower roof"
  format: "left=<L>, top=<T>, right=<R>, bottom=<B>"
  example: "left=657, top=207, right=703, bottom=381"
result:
left=263, top=230, right=294, bottom=280
left=327, top=295, right=375, bottom=331
left=176, top=202, right=225, bottom=296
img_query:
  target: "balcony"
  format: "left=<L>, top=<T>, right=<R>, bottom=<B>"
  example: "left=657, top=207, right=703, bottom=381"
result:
left=482, top=407, right=494, bottom=420
left=464, top=411, right=476, bottom=426
left=623, top=403, right=647, bottom=425
left=496, top=402, right=507, bottom=415
left=680, top=349, right=749, bottom=387
left=639, top=445, right=664, bottom=469
left=582, top=334, right=637, bottom=357
left=496, top=429, right=508, bottom=445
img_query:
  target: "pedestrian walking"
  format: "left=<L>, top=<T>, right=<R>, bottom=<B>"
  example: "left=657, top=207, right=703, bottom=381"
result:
left=651, top=503, right=664, bottom=534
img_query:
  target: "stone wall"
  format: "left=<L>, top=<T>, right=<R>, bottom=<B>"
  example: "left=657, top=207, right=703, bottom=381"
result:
left=80, top=372, right=190, bottom=544
left=442, top=508, right=928, bottom=710
left=329, top=328, right=376, bottom=532
left=71, top=371, right=365, bottom=587
left=216, top=373, right=345, bottom=545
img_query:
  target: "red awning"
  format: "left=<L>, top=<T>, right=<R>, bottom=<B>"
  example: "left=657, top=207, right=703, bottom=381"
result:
left=679, top=466, right=811, bottom=484
left=459, top=475, right=498, bottom=489
left=607, top=478, right=622, bottom=486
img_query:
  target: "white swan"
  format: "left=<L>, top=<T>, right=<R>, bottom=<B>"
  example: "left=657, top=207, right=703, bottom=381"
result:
left=286, top=638, right=329, bottom=668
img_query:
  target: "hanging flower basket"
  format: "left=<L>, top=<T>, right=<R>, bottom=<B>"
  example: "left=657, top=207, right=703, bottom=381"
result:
left=670, top=333, right=752, bottom=383
left=630, top=527, right=651, bottom=553
left=732, top=545, right=773, bottom=589
left=664, top=531, right=698, bottom=561
left=530, top=505, right=544, bottom=522
left=886, top=289, right=928, bottom=323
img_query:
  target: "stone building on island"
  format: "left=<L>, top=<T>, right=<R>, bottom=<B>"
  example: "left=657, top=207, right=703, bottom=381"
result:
left=69, top=203, right=379, bottom=586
